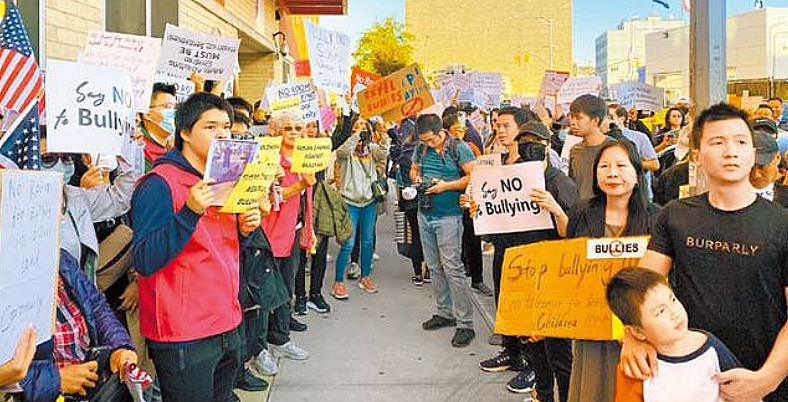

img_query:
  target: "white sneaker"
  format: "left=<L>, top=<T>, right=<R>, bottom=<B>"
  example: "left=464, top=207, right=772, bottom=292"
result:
left=326, top=254, right=332, bottom=263
left=346, top=262, right=361, bottom=280
left=270, top=341, right=310, bottom=361
left=372, top=253, right=380, bottom=261
left=252, top=349, right=279, bottom=376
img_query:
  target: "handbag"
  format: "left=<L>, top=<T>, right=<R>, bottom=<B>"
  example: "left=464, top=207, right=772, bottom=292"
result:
left=361, top=161, right=387, bottom=203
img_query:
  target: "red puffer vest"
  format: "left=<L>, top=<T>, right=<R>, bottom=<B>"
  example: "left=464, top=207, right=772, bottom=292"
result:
left=138, top=163, right=242, bottom=342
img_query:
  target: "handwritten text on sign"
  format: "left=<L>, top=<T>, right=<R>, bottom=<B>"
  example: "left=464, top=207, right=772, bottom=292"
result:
left=357, top=63, right=435, bottom=121
left=0, top=171, right=63, bottom=363
left=615, top=82, right=665, bottom=113
left=46, top=60, right=135, bottom=155
left=470, top=162, right=554, bottom=235
left=557, top=76, right=602, bottom=106
left=265, top=80, right=320, bottom=122
left=156, top=24, right=240, bottom=81
left=494, top=236, right=649, bottom=340
left=291, top=138, right=332, bottom=174
left=304, top=21, right=351, bottom=95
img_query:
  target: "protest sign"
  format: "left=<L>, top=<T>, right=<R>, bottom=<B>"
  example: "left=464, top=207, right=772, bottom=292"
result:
left=221, top=137, right=282, bottom=213
left=469, top=162, right=554, bottom=235
left=291, top=137, right=332, bottom=174
left=351, top=67, right=381, bottom=97
left=616, top=82, right=665, bottom=112
left=320, top=105, right=337, bottom=129
left=204, top=139, right=259, bottom=206
left=0, top=171, right=63, bottom=362
left=153, top=74, right=196, bottom=104
left=265, top=80, right=320, bottom=122
left=475, top=154, right=501, bottom=167
left=538, top=70, right=571, bottom=97
left=494, top=236, right=649, bottom=340
left=78, top=31, right=161, bottom=112
left=559, top=134, right=583, bottom=175
left=304, top=21, right=352, bottom=94
left=357, top=63, right=435, bottom=121
left=557, top=76, right=602, bottom=106
left=46, top=60, right=135, bottom=156
left=471, top=72, right=504, bottom=104
left=156, top=24, right=240, bottom=81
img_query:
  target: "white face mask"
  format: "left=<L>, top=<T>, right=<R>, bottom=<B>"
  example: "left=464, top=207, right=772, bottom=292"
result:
left=42, top=157, right=75, bottom=184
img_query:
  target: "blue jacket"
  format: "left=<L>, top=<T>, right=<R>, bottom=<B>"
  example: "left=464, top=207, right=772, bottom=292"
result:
left=20, top=250, right=134, bottom=402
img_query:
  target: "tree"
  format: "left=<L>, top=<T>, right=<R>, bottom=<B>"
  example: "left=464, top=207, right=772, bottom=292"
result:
left=353, top=17, right=414, bottom=77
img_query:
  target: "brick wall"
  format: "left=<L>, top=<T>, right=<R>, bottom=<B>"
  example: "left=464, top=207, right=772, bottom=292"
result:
left=45, top=0, right=103, bottom=61
left=179, top=0, right=239, bottom=37
left=238, top=53, right=278, bottom=102
left=405, top=0, right=572, bottom=95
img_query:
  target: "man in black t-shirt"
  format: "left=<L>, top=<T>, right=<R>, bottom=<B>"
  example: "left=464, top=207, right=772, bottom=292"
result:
left=625, top=103, right=788, bottom=402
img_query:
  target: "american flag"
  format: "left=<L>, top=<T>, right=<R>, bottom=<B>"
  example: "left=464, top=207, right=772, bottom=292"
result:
left=0, top=1, right=42, bottom=115
left=0, top=100, right=40, bottom=170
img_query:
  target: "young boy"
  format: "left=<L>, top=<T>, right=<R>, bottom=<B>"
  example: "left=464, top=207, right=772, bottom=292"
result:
left=606, top=267, right=745, bottom=402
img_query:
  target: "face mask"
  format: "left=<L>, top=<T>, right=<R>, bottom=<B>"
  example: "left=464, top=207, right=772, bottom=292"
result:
left=159, top=109, right=176, bottom=134
left=43, top=158, right=75, bottom=184
left=517, top=142, right=547, bottom=163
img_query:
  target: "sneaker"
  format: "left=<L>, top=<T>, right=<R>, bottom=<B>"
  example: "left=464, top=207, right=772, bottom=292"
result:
left=479, top=350, right=521, bottom=373
left=326, top=254, right=332, bottom=263
left=346, top=262, right=361, bottom=280
left=307, top=294, right=331, bottom=313
left=506, top=369, right=536, bottom=394
left=253, top=349, right=279, bottom=376
left=289, top=317, right=307, bottom=332
left=422, top=268, right=432, bottom=283
left=411, top=275, right=424, bottom=287
left=372, top=252, right=380, bottom=261
left=331, top=282, right=349, bottom=300
left=294, top=296, right=307, bottom=316
left=359, top=277, right=378, bottom=294
left=422, top=315, right=456, bottom=331
left=270, top=341, right=310, bottom=361
left=451, top=328, right=476, bottom=348
left=488, top=334, right=503, bottom=346
left=471, top=282, right=494, bottom=297
left=235, top=368, right=268, bottom=392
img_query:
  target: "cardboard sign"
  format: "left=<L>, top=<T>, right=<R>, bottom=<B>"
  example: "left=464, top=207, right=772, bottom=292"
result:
left=557, top=77, right=602, bottom=106
left=616, top=82, right=665, bottom=112
left=221, top=137, right=282, bottom=213
left=0, top=171, right=63, bottom=363
left=156, top=24, right=240, bottom=81
left=46, top=60, right=135, bottom=155
left=494, top=236, right=649, bottom=340
left=78, top=31, right=162, bottom=112
left=357, top=63, right=435, bottom=121
left=204, top=139, right=259, bottom=206
left=539, top=70, right=571, bottom=97
left=291, top=137, right=332, bottom=173
left=265, top=80, right=320, bottom=122
left=470, top=162, right=554, bottom=235
left=304, top=21, right=352, bottom=94
left=153, top=74, right=195, bottom=104
left=351, top=67, right=380, bottom=97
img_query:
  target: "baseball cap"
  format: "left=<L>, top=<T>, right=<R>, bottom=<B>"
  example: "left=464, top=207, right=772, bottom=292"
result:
left=517, top=121, right=552, bottom=141
left=751, top=117, right=778, bottom=136
left=754, top=129, right=779, bottom=166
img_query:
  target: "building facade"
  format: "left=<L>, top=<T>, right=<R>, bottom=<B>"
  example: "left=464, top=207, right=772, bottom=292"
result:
left=404, top=0, right=571, bottom=96
left=645, top=7, right=788, bottom=103
left=595, top=15, right=684, bottom=91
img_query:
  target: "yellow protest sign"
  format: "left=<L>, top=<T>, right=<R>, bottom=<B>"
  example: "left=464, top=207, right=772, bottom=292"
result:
left=357, top=63, right=434, bottom=121
left=269, top=97, right=301, bottom=116
left=291, top=137, right=332, bottom=174
left=494, top=236, right=649, bottom=341
left=220, top=137, right=282, bottom=213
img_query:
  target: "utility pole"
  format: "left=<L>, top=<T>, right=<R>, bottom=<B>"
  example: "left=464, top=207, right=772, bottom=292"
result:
left=689, top=0, right=727, bottom=112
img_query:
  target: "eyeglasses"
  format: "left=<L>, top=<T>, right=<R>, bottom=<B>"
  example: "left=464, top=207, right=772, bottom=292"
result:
left=150, top=102, right=176, bottom=110
left=282, top=125, right=304, bottom=133
left=41, top=154, right=75, bottom=168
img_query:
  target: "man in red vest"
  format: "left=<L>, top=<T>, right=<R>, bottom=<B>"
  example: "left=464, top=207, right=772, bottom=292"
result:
left=131, top=92, right=260, bottom=402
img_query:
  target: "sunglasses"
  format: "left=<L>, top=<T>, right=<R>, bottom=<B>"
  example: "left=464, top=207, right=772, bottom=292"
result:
left=41, top=154, right=74, bottom=168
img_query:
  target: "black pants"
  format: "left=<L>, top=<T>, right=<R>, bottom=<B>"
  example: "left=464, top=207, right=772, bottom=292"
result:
left=405, top=208, right=424, bottom=276
left=149, top=328, right=241, bottom=402
left=240, top=309, right=266, bottom=362
left=268, top=233, right=300, bottom=347
left=295, top=236, right=329, bottom=299
left=461, top=211, right=483, bottom=284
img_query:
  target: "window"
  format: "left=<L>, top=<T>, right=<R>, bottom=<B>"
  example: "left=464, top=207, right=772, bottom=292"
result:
left=105, top=0, right=178, bottom=38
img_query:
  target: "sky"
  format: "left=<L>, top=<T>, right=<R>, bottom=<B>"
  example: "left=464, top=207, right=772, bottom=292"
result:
left=320, top=0, right=782, bottom=65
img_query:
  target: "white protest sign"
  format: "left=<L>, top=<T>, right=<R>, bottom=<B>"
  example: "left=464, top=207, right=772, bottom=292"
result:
left=156, top=24, right=240, bottom=81
left=557, top=76, right=602, bottom=106
left=153, top=74, right=196, bottom=104
left=470, top=162, right=554, bottom=235
left=78, top=31, right=161, bottom=112
left=586, top=237, right=649, bottom=260
left=472, top=72, right=504, bottom=96
left=265, top=80, right=320, bottom=122
left=0, top=171, right=63, bottom=363
left=560, top=134, right=583, bottom=175
left=616, top=82, right=665, bottom=112
left=539, top=70, right=571, bottom=97
left=46, top=60, right=135, bottom=155
left=304, top=21, right=351, bottom=94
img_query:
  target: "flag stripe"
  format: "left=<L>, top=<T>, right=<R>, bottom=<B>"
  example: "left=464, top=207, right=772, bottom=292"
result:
left=0, top=52, right=26, bottom=106
left=0, top=51, right=22, bottom=92
left=18, top=80, right=40, bottom=112
left=7, top=57, right=36, bottom=108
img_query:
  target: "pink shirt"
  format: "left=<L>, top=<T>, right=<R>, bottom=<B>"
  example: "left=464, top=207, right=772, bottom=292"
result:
left=262, top=155, right=314, bottom=258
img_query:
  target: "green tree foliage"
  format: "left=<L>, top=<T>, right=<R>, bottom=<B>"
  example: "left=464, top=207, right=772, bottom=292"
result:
left=353, top=18, right=414, bottom=76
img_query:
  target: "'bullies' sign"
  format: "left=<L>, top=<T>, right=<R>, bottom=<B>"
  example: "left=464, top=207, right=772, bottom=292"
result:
left=586, top=237, right=650, bottom=260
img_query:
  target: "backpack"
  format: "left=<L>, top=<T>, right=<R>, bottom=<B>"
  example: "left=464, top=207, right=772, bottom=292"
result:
left=414, top=134, right=464, bottom=173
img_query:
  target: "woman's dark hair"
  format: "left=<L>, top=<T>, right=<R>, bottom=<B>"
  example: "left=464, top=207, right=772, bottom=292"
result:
left=663, top=107, right=686, bottom=130
left=590, top=140, right=652, bottom=235
left=175, top=92, right=234, bottom=151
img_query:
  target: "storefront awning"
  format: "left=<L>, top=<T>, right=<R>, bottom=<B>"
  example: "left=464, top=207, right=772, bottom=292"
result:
left=277, top=0, right=346, bottom=15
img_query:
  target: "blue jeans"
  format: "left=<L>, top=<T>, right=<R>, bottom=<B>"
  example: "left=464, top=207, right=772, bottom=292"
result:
left=417, top=213, right=474, bottom=329
left=335, top=202, right=377, bottom=281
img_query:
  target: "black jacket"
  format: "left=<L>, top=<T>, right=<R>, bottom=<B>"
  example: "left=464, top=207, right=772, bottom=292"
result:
left=239, top=229, right=289, bottom=312
left=567, top=196, right=659, bottom=238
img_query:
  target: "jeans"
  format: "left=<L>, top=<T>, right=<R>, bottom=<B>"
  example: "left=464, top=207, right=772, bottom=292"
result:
left=149, top=328, right=241, bottom=402
left=296, top=236, right=329, bottom=298
left=335, top=202, right=377, bottom=281
left=418, top=213, right=473, bottom=329
left=461, top=211, right=484, bottom=284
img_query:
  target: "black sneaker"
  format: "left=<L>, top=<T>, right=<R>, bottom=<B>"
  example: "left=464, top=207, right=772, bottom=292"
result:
left=294, top=296, right=307, bottom=316
left=421, top=315, right=456, bottom=330
left=307, top=294, right=331, bottom=314
left=422, top=268, right=432, bottom=283
left=479, top=350, right=520, bottom=372
left=451, top=328, right=476, bottom=348
left=488, top=334, right=503, bottom=346
left=235, top=368, right=269, bottom=392
left=411, top=275, right=424, bottom=287
left=289, top=317, right=308, bottom=332
left=471, top=282, right=494, bottom=297
left=506, top=369, right=536, bottom=394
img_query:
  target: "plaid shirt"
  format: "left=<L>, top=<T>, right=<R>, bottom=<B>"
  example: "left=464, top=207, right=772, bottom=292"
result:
left=53, top=277, right=91, bottom=368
